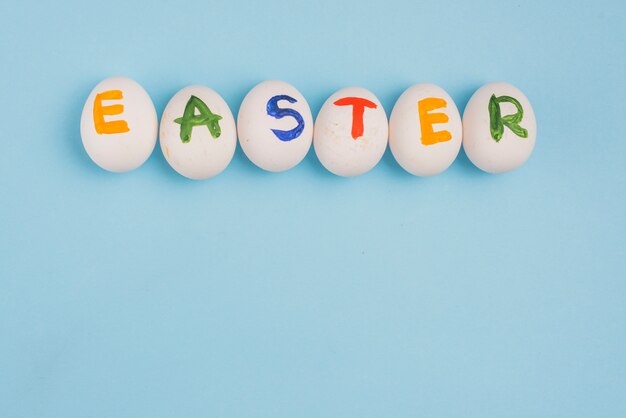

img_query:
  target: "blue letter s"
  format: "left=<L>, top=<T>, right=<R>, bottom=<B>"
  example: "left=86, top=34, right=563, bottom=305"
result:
left=266, top=95, right=305, bottom=142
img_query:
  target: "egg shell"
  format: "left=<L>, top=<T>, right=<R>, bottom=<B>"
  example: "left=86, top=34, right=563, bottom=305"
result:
left=237, top=80, right=313, bottom=172
left=159, top=86, right=236, bottom=180
left=313, top=87, right=388, bottom=177
left=462, top=82, right=537, bottom=174
left=80, top=77, right=158, bottom=172
left=389, top=84, right=462, bottom=176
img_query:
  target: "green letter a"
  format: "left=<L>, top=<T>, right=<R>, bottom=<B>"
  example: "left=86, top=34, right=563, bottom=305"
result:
left=174, top=95, right=223, bottom=143
left=488, top=94, right=528, bottom=142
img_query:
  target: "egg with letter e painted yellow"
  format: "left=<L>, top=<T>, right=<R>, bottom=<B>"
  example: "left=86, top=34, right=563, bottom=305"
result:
left=463, top=82, right=536, bottom=174
left=80, top=77, right=158, bottom=172
left=389, top=83, right=462, bottom=176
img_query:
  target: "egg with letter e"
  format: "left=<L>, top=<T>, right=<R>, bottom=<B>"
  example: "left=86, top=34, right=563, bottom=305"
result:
left=237, top=80, right=313, bottom=172
left=159, top=86, right=236, bottom=180
left=80, top=77, right=158, bottom=172
left=389, top=84, right=462, bottom=176
left=314, top=87, right=388, bottom=177
left=463, top=82, right=537, bottom=173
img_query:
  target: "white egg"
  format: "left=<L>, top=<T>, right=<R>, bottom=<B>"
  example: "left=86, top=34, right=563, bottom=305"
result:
left=80, top=77, right=158, bottom=172
left=237, top=80, right=313, bottom=172
left=389, top=84, right=462, bottom=176
left=159, top=86, right=236, bottom=180
left=463, top=82, right=537, bottom=173
left=314, top=87, right=388, bottom=177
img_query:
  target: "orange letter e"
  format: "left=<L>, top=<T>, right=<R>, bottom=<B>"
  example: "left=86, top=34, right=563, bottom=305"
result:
left=93, top=90, right=130, bottom=134
left=418, top=97, right=451, bottom=146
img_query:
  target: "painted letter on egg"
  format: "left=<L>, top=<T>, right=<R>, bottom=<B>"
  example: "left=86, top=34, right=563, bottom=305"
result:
left=333, top=97, right=377, bottom=139
left=488, top=94, right=528, bottom=142
left=93, top=90, right=130, bottom=135
left=266, top=95, right=305, bottom=142
left=418, top=98, right=451, bottom=146
left=174, top=95, right=223, bottom=143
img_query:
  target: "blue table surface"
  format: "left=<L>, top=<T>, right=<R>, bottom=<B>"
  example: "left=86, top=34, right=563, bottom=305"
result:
left=1, top=1, right=624, bottom=417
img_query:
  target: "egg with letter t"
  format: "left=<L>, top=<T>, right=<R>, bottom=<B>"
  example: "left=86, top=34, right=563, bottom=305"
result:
left=314, top=87, right=388, bottom=177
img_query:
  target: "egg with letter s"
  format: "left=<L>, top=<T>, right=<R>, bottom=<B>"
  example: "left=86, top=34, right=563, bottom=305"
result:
left=313, top=87, right=388, bottom=177
left=80, top=76, right=158, bottom=172
left=389, top=83, right=462, bottom=176
left=159, top=85, right=236, bottom=180
left=237, top=80, right=313, bottom=172
left=463, top=82, right=537, bottom=173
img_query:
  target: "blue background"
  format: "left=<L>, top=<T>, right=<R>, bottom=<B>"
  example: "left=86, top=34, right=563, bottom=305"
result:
left=1, top=1, right=624, bottom=417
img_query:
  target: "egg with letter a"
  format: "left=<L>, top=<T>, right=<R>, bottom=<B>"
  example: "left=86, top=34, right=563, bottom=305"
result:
left=462, top=82, right=537, bottom=174
left=237, top=80, right=313, bottom=172
left=389, top=84, right=462, bottom=176
left=313, top=87, right=388, bottom=177
left=80, top=76, right=158, bottom=172
left=159, top=86, right=236, bottom=180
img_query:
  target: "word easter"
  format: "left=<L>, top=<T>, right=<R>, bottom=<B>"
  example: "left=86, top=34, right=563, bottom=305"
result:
left=80, top=78, right=537, bottom=178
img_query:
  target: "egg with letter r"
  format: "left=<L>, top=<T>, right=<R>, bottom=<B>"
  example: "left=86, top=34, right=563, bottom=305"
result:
left=463, top=82, right=537, bottom=174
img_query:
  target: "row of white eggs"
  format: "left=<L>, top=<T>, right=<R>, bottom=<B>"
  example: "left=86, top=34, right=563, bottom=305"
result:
left=81, top=77, right=537, bottom=178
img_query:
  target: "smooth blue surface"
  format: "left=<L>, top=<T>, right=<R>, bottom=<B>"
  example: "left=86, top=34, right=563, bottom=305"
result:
left=1, top=1, right=625, bottom=417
